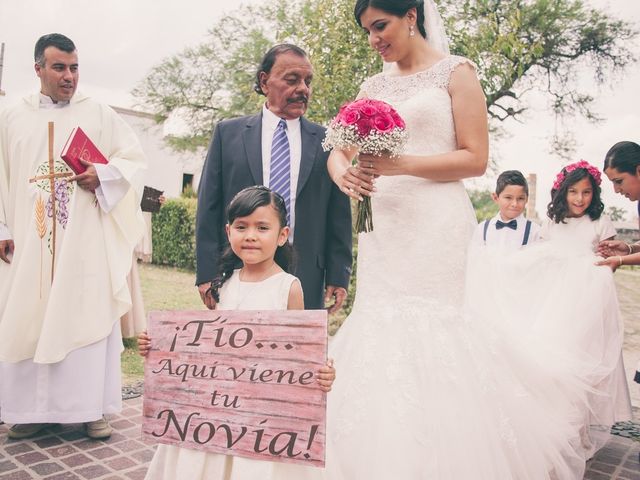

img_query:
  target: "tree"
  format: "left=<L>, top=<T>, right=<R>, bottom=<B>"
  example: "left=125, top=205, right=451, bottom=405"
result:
left=606, top=205, right=627, bottom=222
left=133, top=5, right=275, bottom=150
left=133, top=0, right=636, bottom=151
left=132, top=0, right=381, bottom=150
left=276, top=0, right=381, bottom=124
left=442, top=0, right=636, bottom=123
left=469, top=189, right=500, bottom=221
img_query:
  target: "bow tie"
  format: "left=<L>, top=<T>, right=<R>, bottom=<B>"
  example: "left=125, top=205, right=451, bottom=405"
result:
left=496, top=219, right=517, bottom=230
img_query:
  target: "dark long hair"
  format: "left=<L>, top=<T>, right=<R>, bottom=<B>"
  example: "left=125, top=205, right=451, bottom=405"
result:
left=603, top=141, right=640, bottom=175
left=354, top=0, right=427, bottom=38
left=209, top=186, right=294, bottom=302
left=547, top=168, right=604, bottom=223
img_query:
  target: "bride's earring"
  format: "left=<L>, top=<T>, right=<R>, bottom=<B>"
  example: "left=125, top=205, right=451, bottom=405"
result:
left=409, top=25, right=415, bottom=37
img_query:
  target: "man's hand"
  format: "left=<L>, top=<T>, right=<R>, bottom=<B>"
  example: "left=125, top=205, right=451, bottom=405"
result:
left=198, top=282, right=217, bottom=310
left=0, top=239, right=14, bottom=264
left=69, top=159, right=100, bottom=193
left=324, top=285, right=347, bottom=314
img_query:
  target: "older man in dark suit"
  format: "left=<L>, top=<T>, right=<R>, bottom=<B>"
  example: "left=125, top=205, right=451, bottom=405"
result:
left=195, top=44, right=352, bottom=311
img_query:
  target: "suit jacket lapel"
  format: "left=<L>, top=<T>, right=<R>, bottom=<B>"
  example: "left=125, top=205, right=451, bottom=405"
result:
left=243, top=113, right=263, bottom=184
left=297, top=117, right=319, bottom=195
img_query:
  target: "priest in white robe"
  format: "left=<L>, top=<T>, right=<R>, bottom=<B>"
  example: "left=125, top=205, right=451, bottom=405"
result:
left=0, top=33, right=147, bottom=439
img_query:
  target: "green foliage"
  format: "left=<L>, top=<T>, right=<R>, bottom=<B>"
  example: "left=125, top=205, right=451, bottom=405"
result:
left=121, top=348, right=144, bottom=384
left=152, top=198, right=197, bottom=270
left=442, top=0, right=637, bottom=123
left=132, top=0, right=380, bottom=150
left=132, top=4, right=273, bottom=148
left=468, top=189, right=499, bottom=221
left=133, top=0, right=636, bottom=154
left=181, top=185, right=197, bottom=199
left=275, top=0, right=381, bottom=123
left=122, top=337, right=138, bottom=349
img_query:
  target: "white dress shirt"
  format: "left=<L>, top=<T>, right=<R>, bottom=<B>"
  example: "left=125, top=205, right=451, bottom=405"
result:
left=472, top=213, right=541, bottom=251
left=261, top=105, right=302, bottom=241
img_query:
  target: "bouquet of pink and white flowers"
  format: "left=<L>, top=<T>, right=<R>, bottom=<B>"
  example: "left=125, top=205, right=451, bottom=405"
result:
left=322, top=98, right=408, bottom=233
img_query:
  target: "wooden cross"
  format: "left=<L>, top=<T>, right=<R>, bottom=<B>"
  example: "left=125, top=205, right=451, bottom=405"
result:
left=28, top=122, right=72, bottom=282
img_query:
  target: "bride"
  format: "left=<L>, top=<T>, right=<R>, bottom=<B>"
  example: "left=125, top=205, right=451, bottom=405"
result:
left=312, top=0, right=588, bottom=478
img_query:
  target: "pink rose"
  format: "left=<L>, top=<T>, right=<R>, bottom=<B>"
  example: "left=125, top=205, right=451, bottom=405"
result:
left=373, top=113, right=395, bottom=133
left=341, top=109, right=360, bottom=126
left=359, top=104, right=377, bottom=117
left=356, top=117, right=372, bottom=136
left=391, top=112, right=405, bottom=129
left=337, top=102, right=353, bottom=119
left=376, top=102, right=391, bottom=113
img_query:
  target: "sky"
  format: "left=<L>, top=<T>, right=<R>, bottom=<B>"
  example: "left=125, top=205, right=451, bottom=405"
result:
left=0, top=0, right=264, bottom=106
left=0, top=0, right=638, bottom=219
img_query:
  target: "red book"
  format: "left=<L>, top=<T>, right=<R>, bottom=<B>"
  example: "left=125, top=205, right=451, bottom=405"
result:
left=60, top=126, right=109, bottom=174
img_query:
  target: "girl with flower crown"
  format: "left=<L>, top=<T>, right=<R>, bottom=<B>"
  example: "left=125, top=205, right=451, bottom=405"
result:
left=138, top=187, right=336, bottom=480
left=466, top=160, right=632, bottom=467
left=540, top=160, right=632, bottom=458
left=542, top=160, right=611, bottom=247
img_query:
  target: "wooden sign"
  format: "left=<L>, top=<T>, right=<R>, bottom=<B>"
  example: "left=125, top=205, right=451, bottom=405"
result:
left=142, top=310, right=328, bottom=467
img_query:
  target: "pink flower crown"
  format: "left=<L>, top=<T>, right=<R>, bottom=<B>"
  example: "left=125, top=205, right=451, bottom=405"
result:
left=552, top=160, right=602, bottom=191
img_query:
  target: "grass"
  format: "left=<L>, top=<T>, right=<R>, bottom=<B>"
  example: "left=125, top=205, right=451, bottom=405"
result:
left=120, top=262, right=204, bottom=384
left=138, top=262, right=204, bottom=311
left=121, top=337, right=144, bottom=384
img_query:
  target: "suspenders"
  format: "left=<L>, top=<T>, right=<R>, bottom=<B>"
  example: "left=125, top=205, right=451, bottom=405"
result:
left=483, top=220, right=491, bottom=243
left=483, top=219, right=532, bottom=246
left=522, top=220, right=532, bottom=246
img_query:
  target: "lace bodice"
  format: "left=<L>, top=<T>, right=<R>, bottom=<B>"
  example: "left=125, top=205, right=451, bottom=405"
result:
left=360, top=55, right=476, bottom=157
left=352, top=55, right=478, bottom=309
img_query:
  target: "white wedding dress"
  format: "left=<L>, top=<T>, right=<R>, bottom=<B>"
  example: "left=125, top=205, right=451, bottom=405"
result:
left=304, top=56, right=588, bottom=479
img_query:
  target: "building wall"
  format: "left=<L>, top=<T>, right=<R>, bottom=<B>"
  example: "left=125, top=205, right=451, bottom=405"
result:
left=112, top=106, right=203, bottom=198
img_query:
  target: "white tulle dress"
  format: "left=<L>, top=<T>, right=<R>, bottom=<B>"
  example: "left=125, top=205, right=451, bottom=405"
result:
left=466, top=214, right=632, bottom=460
left=301, top=56, right=604, bottom=480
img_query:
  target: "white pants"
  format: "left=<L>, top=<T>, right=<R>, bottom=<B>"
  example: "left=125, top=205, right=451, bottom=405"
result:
left=0, top=322, right=122, bottom=423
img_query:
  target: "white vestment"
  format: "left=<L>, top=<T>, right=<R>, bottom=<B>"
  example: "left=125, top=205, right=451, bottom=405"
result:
left=0, top=92, right=147, bottom=423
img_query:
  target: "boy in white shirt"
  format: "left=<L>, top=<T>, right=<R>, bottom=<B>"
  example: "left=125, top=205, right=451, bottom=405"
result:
left=473, top=170, right=540, bottom=250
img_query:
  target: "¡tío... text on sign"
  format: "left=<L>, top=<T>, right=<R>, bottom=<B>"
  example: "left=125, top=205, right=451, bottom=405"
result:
left=142, top=309, right=328, bottom=467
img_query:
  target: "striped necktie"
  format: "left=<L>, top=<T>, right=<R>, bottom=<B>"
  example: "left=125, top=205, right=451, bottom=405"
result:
left=269, top=119, right=291, bottom=224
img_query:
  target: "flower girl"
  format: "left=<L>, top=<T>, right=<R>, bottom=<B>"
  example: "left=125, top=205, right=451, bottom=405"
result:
left=138, top=186, right=335, bottom=480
